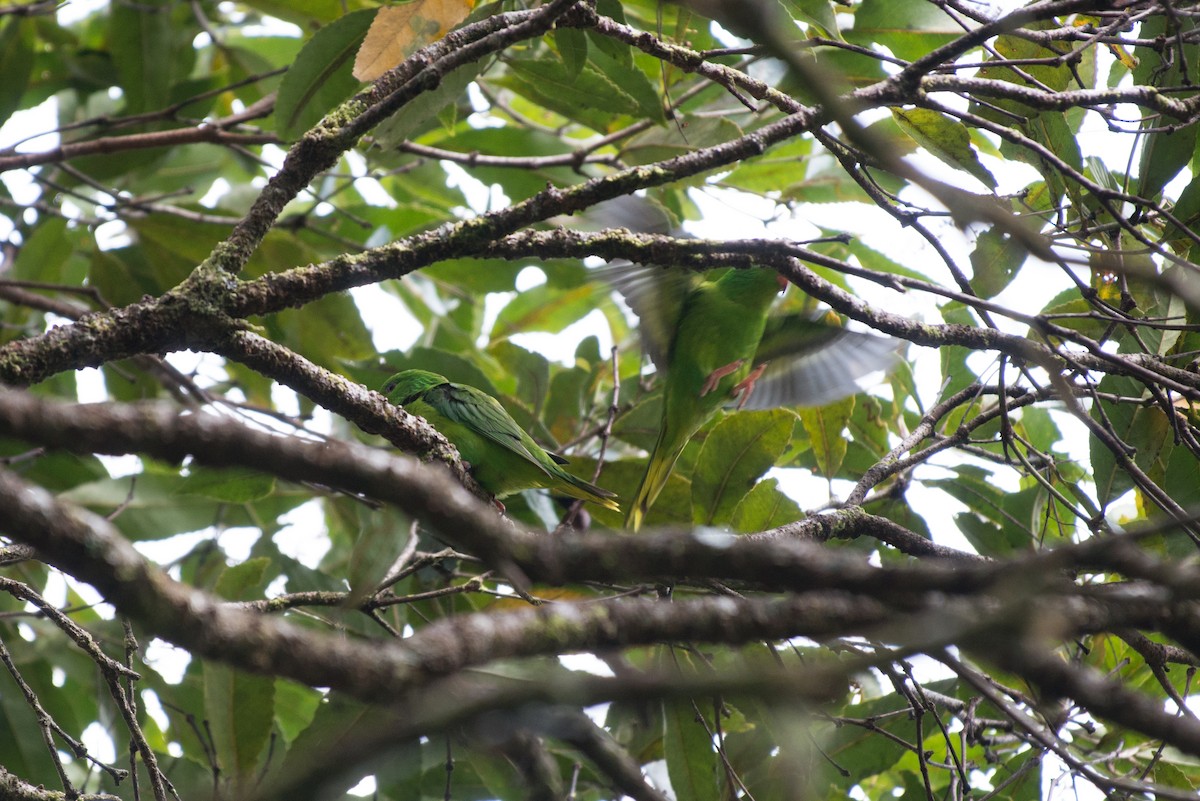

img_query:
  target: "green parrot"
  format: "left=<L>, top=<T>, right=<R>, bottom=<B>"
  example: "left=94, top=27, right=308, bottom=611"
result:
left=586, top=200, right=902, bottom=530
left=615, top=264, right=902, bottom=530
left=381, top=369, right=620, bottom=512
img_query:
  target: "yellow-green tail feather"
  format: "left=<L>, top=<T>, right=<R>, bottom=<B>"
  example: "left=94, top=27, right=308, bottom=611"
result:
left=626, top=425, right=685, bottom=532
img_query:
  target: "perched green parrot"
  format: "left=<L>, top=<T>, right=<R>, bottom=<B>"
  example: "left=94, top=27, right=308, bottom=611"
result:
left=587, top=200, right=902, bottom=531
left=381, top=369, right=620, bottom=512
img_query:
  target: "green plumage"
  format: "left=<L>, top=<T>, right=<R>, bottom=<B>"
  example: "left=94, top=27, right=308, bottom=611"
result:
left=611, top=265, right=902, bottom=531
left=625, top=269, right=782, bottom=531
left=381, top=370, right=619, bottom=512
left=580, top=196, right=902, bottom=529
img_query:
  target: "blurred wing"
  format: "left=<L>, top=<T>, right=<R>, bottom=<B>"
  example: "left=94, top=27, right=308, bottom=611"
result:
left=430, top=383, right=551, bottom=472
left=742, top=314, right=903, bottom=409
left=569, top=195, right=678, bottom=234
left=595, top=261, right=696, bottom=370
left=577, top=196, right=700, bottom=370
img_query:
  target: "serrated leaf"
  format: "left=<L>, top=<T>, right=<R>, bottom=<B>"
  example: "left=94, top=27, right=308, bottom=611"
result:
left=506, top=56, right=640, bottom=117
left=552, top=27, right=588, bottom=77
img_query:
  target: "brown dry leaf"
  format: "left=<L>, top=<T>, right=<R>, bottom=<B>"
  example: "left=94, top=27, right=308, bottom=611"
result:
left=353, top=0, right=476, bottom=81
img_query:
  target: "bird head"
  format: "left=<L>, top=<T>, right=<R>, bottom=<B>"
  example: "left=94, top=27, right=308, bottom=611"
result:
left=381, top=369, right=448, bottom=405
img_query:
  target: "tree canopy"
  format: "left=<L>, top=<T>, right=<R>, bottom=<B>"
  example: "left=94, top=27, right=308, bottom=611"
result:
left=4, top=1, right=1200, bottom=800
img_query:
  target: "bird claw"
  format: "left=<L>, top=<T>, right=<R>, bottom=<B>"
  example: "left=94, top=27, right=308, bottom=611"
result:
left=731, top=362, right=768, bottom=409
left=700, top=359, right=746, bottom=396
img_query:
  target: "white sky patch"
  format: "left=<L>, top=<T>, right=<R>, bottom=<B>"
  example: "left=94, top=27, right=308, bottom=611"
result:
left=133, top=529, right=218, bottom=565
left=144, top=639, right=192, bottom=685
left=59, top=0, right=108, bottom=25
left=273, top=499, right=332, bottom=569
left=515, top=265, right=546, bottom=291
left=510, top=308, right=613, bottom=367
left=199, top=178, right=232, bottom=208
left=559, top=653, right=615, bottom=677
left=94, top=220, right=131, bottom=250
left=140, top=689, right=171, bottom=733
left=351, top=285, right=422, bottom=352
left=347, top=776, right=377, bottom=797
left=443, top=161, right=506, bottom=213
left=80, top=722, right=116, bottom=764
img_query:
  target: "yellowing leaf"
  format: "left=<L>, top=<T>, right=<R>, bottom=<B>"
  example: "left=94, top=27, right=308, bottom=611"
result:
left=353, top=0, right=476, bottom=81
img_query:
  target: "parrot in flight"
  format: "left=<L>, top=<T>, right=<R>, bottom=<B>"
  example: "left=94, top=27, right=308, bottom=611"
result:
left=382, top=369, right=620, bottom=512
left=585, top=198, right=902, bottom=531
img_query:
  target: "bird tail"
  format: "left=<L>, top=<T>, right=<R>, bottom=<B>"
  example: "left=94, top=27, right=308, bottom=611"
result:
left=561, top=473, right=621, bottom=512
left=625, top=425, right=683, bottom=532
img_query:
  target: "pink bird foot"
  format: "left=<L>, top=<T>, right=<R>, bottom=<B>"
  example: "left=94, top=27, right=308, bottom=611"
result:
left=731, top=362, right=768, bottom=409
left=700, top=359, right=746, bottom=396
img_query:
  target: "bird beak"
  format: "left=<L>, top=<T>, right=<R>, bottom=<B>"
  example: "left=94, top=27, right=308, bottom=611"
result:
left=776, top=273, right=789, bottom=292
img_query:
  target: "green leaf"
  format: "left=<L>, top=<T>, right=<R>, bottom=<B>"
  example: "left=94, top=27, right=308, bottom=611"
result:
left=109, top=2, right=177, bottom=114
left=797, top=397, right=853, bottom=478
left=347, top=506, right=412, bottom=605
left=729, top=477, right=804, bottom=532
left=969, top=227, right=1024, bottom=298
left=1135, top=12, right=1200, bottom=201
left=273, top=680, right=324, bottom=743
left=0, top=17, right=35, bottom=129
left=267, top=693, right=402, bottom=796
left=273, top=291, right=376, bottom=364
left=214, top=557, right=272, bottom=601
left=240, top=0, right=376, bottom=26
left=1165, top=173, right=1200, bottom=249
left=552, top=27, right=588, bottom=77
left=12, top=218, right=75, bottom=283
left=1091, top=374, right=1168, bottom=509
left=1138, top=124, right=1197, bottom=202
left=501, top=44, right=664, bottom=131
left=846, top=0, right=958, bottom=61
left=892, top=108, right=996, bottom=189
left=624, top=116, right=743, bottom=165
left=927, top=466, right=1041, bottom=555
left=781, top=0, right=839, bottom=38
left=371, top=60, right=483, bottom=147
left=691, top=409, right=796, bottom=526
left=204, top=663, right=276, bottom=783
left=178, top=466, right=276, bottom=504
left=490, top=283, right=599, bottom=339
left=664, top=694, right=720, bottom=801
left=60, top=470, right=306, bottom=541
left=276, top=9, right=375, bottom=139
left=488, top=341, right=550, bottom=410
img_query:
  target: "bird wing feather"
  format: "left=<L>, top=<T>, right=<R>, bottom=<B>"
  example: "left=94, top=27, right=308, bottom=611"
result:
left=742, top=314, right=903, bottom=409
left=428, top=383, right=554, bottom=475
